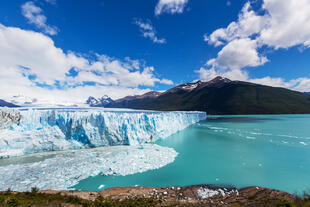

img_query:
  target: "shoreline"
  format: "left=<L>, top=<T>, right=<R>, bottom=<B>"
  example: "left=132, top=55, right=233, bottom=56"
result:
left=37, top=185, right=296, bottom=206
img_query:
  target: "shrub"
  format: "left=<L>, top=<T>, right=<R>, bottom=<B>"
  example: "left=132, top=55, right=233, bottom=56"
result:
left=31, top=186, right=39, bottom=194
left=277, top=200, right=296, bottom=207
left=7, top=198, right=19, bottom=207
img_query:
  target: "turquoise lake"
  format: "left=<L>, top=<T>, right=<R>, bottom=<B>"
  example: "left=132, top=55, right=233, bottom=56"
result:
left=75, top=115, right=310, bottom=194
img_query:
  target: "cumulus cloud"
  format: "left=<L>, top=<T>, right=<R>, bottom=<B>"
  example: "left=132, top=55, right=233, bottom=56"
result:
left=205, top=0, right=310, bottom=49
left=195, top=67, right=248, bottom=82
left=206, top=38, right=268, bottom=70
left=155, top=0, right=189, bottom=16
left=134, top=19, right=166, bottom=44
left=205, top=0, right=310, bottom=64
left=199, top=0, right=310, bottom=92
left=259, top=0, right=310, bottom=49
left=0, top=23, right=173, bottom=104
left=205, top=2, right=267, bottom=47
left=160, top=78, right=174, bottom=85
left=21, top=1, right=58, bottom=35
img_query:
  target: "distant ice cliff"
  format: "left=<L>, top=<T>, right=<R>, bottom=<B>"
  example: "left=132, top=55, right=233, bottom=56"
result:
left=0, top=108, right=206, bottom=158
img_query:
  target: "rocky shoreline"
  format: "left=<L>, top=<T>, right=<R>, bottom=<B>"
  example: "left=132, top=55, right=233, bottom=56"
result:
left=38, top=185, right=296, bottom=206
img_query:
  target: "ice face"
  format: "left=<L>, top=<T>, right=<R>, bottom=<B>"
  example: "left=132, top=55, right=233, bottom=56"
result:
left=0, top=144, right=177, bottom=191
left=0, top=108, right=206, bottom=158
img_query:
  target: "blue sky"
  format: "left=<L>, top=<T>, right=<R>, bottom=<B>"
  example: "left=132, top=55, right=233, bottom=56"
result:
left=0, top=0, right=310, bottom=104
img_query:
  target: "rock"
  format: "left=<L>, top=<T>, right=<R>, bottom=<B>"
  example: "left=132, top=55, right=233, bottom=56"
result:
left=0, top=108, right=21, bottom=129
left=38, top=185, right=296, bottom=207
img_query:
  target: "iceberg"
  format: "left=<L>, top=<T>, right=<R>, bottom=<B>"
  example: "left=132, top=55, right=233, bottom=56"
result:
left=0, top=144, right=177, bottom=191
left=0, top=107, right=206, bottom=158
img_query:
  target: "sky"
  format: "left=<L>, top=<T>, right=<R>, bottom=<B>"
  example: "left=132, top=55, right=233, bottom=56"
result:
left=0, top=0, right=310, bottom=104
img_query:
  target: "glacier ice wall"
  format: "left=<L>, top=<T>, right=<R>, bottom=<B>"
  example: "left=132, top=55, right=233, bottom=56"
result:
left=0, top=144, right=177, bottom=191
left=0, top=108, right=206, bottom=158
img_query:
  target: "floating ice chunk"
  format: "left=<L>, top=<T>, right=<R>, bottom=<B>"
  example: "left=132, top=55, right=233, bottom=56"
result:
left=0, top=144, right=177, bottom=191
left=98, top=184, right=105, bottom=189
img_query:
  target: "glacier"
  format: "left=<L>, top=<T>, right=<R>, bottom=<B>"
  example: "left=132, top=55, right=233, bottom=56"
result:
left=0, top=144, right=177, bottom=191
left=0, top=107, right=206, bottom=158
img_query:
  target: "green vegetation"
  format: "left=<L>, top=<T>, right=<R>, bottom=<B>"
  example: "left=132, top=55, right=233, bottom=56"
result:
left=1, top=189, right=310, bottom=207
left=0, top=190, right=159, bottom=207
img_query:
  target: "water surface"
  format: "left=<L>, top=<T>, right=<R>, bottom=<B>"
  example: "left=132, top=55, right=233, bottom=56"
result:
left=75, top=115, right=310, bottom=194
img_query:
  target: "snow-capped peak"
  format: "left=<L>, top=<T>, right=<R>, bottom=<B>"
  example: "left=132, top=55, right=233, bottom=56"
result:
left=86, top=96, right=114, bottom=107
left=86, top=96, right=98, bottom=105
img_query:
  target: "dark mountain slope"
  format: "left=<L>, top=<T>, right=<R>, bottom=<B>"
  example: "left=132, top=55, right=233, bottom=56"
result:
left=106, top=77, right=310, bottom=115
left=0, top=99, right=19, bottom=107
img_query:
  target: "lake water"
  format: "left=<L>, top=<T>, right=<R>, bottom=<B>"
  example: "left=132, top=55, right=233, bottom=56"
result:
left=75, top=115, right=310, bottom=194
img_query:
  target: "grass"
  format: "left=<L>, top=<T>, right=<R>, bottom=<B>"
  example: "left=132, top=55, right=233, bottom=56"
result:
left=0, top=189, right=159, bottom=207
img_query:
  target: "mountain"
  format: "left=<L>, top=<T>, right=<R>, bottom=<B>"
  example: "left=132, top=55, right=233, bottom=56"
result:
left=106, top=76, right=310, bottom=115
left=86, top=95, right=114, bottom=107
left=0, top=99, right=19, bottom=107
left=4, top=95, right=37, bottom=106
left=86, top=96, right=98, bottom=106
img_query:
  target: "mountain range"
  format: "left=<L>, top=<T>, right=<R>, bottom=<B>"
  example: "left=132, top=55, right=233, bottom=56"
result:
left=86, top=95, right=114, bottom=107
left=0, top=99, right=19, bottom=107
left=104, top=76, right=310, bottom=115
left=2, top=77, right=310, bottom=115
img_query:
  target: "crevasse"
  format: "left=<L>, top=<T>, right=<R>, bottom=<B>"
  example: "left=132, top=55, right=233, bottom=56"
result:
left=0, top=108, right=206, bottom=158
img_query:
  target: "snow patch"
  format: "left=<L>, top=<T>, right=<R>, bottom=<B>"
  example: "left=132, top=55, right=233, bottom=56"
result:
left=197, top=187, right=239, bottom=199
left=197, top=187, right=219, bottom=199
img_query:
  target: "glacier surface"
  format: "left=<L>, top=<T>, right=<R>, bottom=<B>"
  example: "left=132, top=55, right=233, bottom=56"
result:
left=0, top=144, right=177, bottom=191
left=0, top=108, right=206, bottom=158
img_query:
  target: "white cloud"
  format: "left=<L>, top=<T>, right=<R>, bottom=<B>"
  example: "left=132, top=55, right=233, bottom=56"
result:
left=250, top=77, right=310, bottom=92
left=195, top=67, right=248, bottom=82
left=199, top=0, right=310, bottom=92
left=206, top=38, right=268, bottom=70
left=0, top=23, right=173, bottom=104
left=259, top=0, right=310, bottom=49
left=134, top=19, right=166, bottom=44
left=160, top=78, right=174, bottom=85
left=291, top=78, right=310, bottom=92
left=205, top=0, right=310, bottom=51
left=205, top=2, right=267, bottom=47
left=21, top=1, right=58, bottom=35
left=155, top=0, right=188, bottom=16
